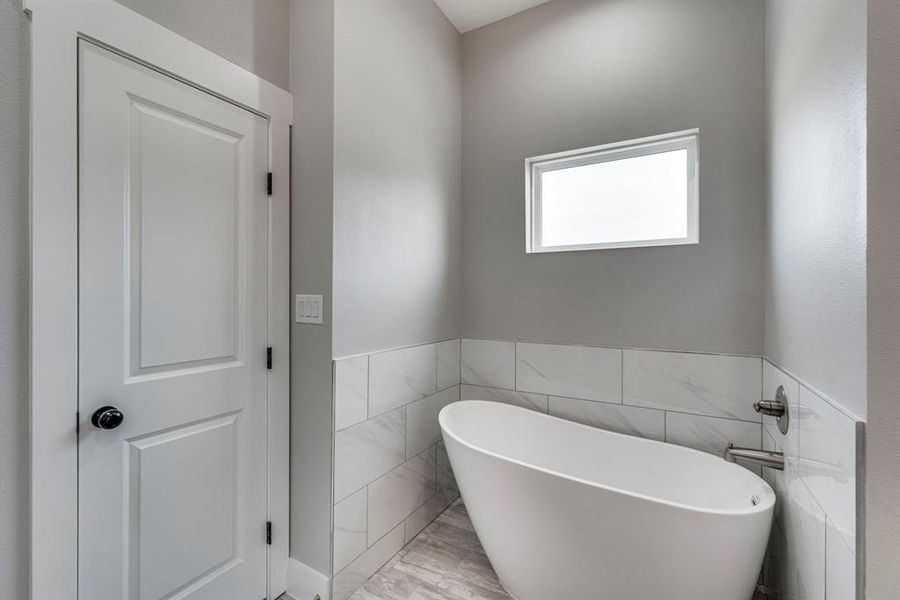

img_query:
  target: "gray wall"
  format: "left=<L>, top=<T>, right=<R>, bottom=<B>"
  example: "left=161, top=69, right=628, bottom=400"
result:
left=0, top=1, right=30, bottom=597
left=765, top=0, right=867, bottom=418
left=460, top=0, right=766, bottom=356
left=333, top=0, right=461, bottom=358
left=866, top=0, right=900, bottom=595
left=0, top=1, right=288, bottom=595
left=114, top=0, right=289, bottom=88
left=289, top=0, right=335, bottom=575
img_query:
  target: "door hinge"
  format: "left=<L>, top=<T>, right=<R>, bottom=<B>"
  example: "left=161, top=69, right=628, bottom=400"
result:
left=266, top=347, right=273, bottom=370
left=266, top=172, right=273, bottom=196
left=266, top=521, right=272, bottom=545
left=76, top=411, right=80, bottom=435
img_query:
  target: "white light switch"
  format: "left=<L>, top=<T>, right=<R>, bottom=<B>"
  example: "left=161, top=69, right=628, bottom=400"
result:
left=295, top=294, right=324, bottom=324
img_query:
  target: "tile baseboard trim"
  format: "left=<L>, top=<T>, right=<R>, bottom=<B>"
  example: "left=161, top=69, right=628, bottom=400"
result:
left=287, top=558, right=331, bottom=600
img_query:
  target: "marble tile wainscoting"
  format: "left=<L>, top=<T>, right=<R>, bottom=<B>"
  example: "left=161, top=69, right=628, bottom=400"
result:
left=460, top=338, right=864, bottom=600
left=332, top=340, right=462, bottom=600
left=760, top=361, right=862, bottom=600
left=332, top=338, right=863, bottom=600
left=460, top=338, right=765, bottom=472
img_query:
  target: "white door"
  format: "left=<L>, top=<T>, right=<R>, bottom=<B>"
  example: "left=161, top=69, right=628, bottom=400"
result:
left=78, top=40, right=270, bottom=600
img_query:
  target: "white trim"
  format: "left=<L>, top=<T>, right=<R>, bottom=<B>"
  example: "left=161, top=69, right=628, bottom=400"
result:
left=287, top=558, right=332, bottom=600
left=525, top=129, right=700, bottom=254
left=268, top=122, right=292, bottom=597
left=26, top=1, right=293, bottom=598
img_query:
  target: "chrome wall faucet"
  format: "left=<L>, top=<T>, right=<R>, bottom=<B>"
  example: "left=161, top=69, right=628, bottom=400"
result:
left=723, top=443, right=784, bottom=470
left=723, top=385, right=790, bottom=470
left=754, top=384, right=790, bottom=434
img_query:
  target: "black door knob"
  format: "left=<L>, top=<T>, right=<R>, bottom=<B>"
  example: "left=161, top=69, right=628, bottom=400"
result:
left=91, top=406, right=124, bottom=430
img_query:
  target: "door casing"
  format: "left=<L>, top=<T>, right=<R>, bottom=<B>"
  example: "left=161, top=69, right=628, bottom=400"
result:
left=26, top=2, right=292, bottom=598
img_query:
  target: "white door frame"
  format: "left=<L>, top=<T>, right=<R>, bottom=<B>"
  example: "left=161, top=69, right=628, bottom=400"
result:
left=26, top=1, right=292, bottom=598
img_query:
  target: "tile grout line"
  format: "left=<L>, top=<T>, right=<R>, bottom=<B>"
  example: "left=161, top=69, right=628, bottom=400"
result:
left=347, top=500, right=504, bottom=600
left=337, top=380, right=463, bottom=503
left=334, top=519, right=404, bottom=580
left=458, top=335, right=762, bottom=359
left=759, top=357, right=764, bottom=453
left=459, top=341, right=762, bottom=421
left=339, top=441, right=442, bottom=515
left=824, top=513, right=829, bottom=600
left=513, top=341, right=517, bottom=392
left=336, top=336, right=461, bottom=362
left=763, top=356, right=862, bottom=423
left=458, top=383, right=762, bottom=425
left=342, top=439, right=457, bottom=597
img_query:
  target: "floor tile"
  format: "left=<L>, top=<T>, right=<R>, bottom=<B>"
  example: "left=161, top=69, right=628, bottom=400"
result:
left=349, top=500, right=512, bottom=600
left=348, top=498, right=771, bottom=600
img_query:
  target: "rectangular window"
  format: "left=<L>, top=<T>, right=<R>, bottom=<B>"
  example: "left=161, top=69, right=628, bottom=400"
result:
left=525, top=129, right=699, bottom=253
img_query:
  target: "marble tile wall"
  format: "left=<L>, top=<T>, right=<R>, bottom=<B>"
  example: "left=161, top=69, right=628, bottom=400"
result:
left=460, top=338, right=763, bottom=466
left=332, top=339, right=462, bottom=600
left=460, top=339, right=862, bottom=600
left=761, top=360, right=861, bottom=600
left=333, top=337, right=862, bottom=600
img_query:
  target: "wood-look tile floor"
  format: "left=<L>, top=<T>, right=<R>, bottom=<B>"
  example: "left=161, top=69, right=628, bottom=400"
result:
left=349, top=499, right=769, bottom=600
left=349, top=500, right=511, bottom=600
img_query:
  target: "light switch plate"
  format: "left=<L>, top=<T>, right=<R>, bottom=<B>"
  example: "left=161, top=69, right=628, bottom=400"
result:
left=295, top=294, right=324, bottom=324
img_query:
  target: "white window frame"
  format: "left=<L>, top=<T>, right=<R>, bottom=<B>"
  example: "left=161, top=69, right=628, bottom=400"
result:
left=525, top=129, right=700, bottom=253
left=26, top=1, right=292, bottom=598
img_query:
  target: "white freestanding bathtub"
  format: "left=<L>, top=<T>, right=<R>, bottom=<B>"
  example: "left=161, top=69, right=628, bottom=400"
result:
left=439, top=401, right=774, bottom=600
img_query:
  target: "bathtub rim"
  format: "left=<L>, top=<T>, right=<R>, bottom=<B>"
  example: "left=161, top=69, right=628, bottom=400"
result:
left=439, top=399, right=775, bottom=517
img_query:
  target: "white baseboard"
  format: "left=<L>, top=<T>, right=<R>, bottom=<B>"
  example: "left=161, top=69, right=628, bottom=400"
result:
left=286, top=558, right=330, bottom=600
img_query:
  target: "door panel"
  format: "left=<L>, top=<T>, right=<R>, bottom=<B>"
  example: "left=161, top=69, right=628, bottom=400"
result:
left=127, top=413, right=241, bottom=600
left=78, top=40, right=268, bottom=600
left=129, top=98, right=243, bottom=372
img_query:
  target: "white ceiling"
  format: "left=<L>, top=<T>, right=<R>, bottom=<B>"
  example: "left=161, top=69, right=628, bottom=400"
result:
left=434, top=0, right=553, bottom=33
